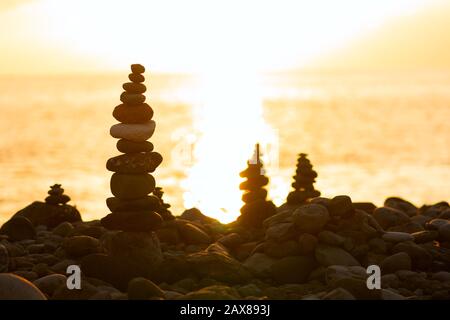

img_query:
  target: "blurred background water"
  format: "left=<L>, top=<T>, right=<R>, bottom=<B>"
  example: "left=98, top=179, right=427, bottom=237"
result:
left=0, top=70, right=449, bottom=224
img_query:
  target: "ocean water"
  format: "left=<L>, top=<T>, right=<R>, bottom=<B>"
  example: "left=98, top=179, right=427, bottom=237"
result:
left=0, top=71, right=449, bottom=224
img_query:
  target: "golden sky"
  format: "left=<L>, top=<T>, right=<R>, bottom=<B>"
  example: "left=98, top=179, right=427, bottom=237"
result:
left=0, top=0, right=447, bottom=74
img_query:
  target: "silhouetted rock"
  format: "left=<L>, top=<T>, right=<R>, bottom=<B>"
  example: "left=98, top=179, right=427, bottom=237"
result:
left=116, top=139, right=154, bottom=153
left=287, top=153, right=321, bottom=205
left=237, top=144, right=276, bottom=227
left=180, top=208, right=219, bottom=224
left=0, top=216, right=36, bottom=241
left=153, top=187, right=175, bottom=221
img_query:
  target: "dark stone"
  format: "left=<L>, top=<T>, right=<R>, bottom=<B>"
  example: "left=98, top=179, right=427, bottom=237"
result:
left=128, top=277, right=164, bottom=299
left=152, top=253, right=191, bottom=284
left=270, top=256, right=316, bottom=284
left=328, top=195, right=354, bottom=217
left=120, top=92, right=145, bottom=105
left=353, top=202, right=377, bottom=214
left=0, top=216, right=36, bottom=241
left=129, top=73, right=145, bottom=83
left=62, top=236, right=100, bottom=257
left=391, top=242, right=433, bottom=270
left=238, top=200, right=277, bottom=227
left=372, top=207, right=410, bottom=230
left=113, top=103, right=153, bottom=124
left=239, top=176, right=269, bottom=190
left=107, top=152, right=162, bottom=174
left=101, top=211, right=163, bottom=232
left=333, top=277, right=381, bottom=299
left=13, top=201, right=81, bottom=228
left=131, top=64, right=145, bottom=73
left=180, top=208, right=219, bottom=224
left=178, top=223, right=212, bottom=244
left=117, top=139, right=153, bottom=153
left=381, top=252, right=412, bottom=274
left=45, top=194, right=70, bottom=205
left=242, top=189, right=267, bottom=203
left=264, top=240, right=301, bottom=259
left=48, top=184, right=64, bottom=196
left=186, top=244, right=252, bottom=284
left=83, top=232, right=163, bottom=290
left=122, top=82, right=146, bottom=94
left=106, top=195, right=160, bottom=212
left=81, top=254, right=151, bottom=291
left=110, top=173, right=155, bottom=200
left=384, top=197, right=418, bottom=217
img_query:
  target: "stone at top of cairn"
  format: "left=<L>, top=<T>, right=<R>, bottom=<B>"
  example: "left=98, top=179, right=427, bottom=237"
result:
left=45, top=184, right=70, bottom=205
left=237, top=143, right=276, bottom=228
left=101, top=64, right=165, bottom=232
left=286, top=152, right=320, bottom=205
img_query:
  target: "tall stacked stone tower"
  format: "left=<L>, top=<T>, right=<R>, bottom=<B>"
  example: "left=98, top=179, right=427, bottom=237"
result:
left=101, top=64, right=164, bottom=232
left=286, top=153, right=320, bottom=205
left=237, top=144, right=276, bottom=227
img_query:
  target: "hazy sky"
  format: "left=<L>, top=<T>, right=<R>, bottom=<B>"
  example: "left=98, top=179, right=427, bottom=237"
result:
left=0, top=0, right=445, bottom=74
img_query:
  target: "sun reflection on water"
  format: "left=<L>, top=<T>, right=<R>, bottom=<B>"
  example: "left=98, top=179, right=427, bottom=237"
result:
left=181, top=70, right=278, bottom=223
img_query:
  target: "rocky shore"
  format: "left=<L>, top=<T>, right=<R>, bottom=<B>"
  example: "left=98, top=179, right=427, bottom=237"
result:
left=0, top=64, right=448, bottom=300
left=0, top=193, right=449, bottom=300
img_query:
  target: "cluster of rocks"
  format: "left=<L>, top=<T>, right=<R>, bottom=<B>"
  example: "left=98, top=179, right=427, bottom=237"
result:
left=237, top=144, right=276, bottom=228
left=1, top=195, right=449, bottom=300
left=287, top=153, right=320, bottom=205
left=0, top=185, right=80, bottom=242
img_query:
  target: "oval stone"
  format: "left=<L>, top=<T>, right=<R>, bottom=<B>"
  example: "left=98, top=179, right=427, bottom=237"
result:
left=131, top=64, right=145, bottom=73
left=239, top=176, right=269, bottom=190
left=117, top=139, right=154, bottom=153
left=110, top=173, right=155, bottom=200
left=128, top=73, right=145, bottom=83
left=106, top=195, right=161, bottom=212
left=0, top=273, right=47, bottom=300
left=120, top=92, right=145, bottom=105
left=122, top=82, right=146, bottom=94
left=101, top=211, right=162, bottom=232
left=113, top=103, right=154, bottom=124
left=110, top=121, right=156, bottom=142
left=106, top=152, right=163, bottom=174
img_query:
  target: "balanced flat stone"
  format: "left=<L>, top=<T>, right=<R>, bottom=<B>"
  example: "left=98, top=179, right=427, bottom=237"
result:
left=123, top=82, right=146, bottom=94
left=106, top=152, right=163, bottom=174
left=110, top=120, right=156, bottom=142
left=101, top=211, right=162, bottom=232
left=113, top=103, right=154, bottom=124
left=106, top=195, right=161, bottom=212
left=120, top=92, right=146, bottom=105
left=128, top=73, right=145, bottom=83
left=239, top=176, right=269, bottom=190
left=110, top=173, right=156, bottom=200
left=116, top=139, right=153, bottom=153
left=45, top=194, right=70, bottom=205
left=131, top=64, right=145, bottom=73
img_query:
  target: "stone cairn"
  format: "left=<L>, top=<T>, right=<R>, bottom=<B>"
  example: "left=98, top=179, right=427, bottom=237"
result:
left=237, top=144, right=276, bottom=227
left=45, top=184, right=70, bottom=205
left=153, top=187, right=175, bottom=221
left=101, top=64, right=164, bottom=232
left=286, top=153, right=320, bottom=205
